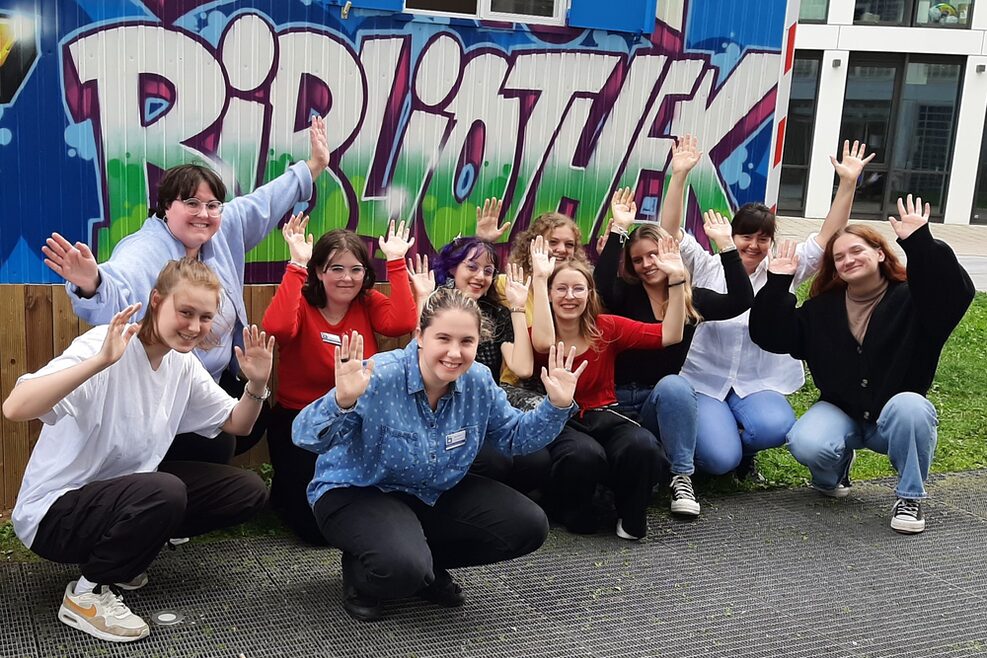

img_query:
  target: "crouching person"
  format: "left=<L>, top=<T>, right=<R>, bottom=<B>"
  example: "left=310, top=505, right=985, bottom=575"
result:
left=1, top=259, right=273, bottom=643
left=749, top=196, right=974, bottom=534
left=292, top=287, right=585, bottom=621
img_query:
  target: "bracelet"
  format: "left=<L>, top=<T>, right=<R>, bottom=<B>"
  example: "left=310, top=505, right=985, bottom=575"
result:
left=288, top=260, right=307, bottom=270
left=610, top=224, right=630, bottom=244
left=510, top=307, right=525, bottom=314
left=244, top=385, right=271, bottom=401
left=668, top=280, right=686, bottom=288
left=717, top=245, right=738, bottom=254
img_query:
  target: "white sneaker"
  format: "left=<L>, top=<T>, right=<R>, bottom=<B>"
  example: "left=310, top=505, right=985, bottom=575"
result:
left=891, top=498, right=925, bottom=534
left=58, top=582, right=150, bottom=643
left=115, top=572, right=148, bottom=591
left=669, top=474, right=701, bottom=517
left=810, top=450, right=856, bottom=498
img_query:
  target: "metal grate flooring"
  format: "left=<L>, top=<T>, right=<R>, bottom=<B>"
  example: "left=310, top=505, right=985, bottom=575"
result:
left=3, top=472, right=987, bottom=657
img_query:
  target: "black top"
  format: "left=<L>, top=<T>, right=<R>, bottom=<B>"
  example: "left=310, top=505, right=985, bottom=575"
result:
left=749, top=224, right=974, bottom=422
left=594, top=234, right=754, bottom=388
left=475, top=298, right=514, bottom=379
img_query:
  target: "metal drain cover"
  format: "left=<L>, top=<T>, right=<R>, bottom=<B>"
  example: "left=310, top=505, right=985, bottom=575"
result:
left=150, top=610, right=184, bottom=626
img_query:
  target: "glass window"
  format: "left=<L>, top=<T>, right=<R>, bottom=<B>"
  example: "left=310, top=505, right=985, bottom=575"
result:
left=800, top=0, right=830, bottom=21
left=405, top=0, right=562, bottom=22
left=841, top=58, right=897, bottom=215
left=970, top=110, right=987, bottom=224
left=490, top=0, right=556, bottom=17
left=779, top=54, right=822, bottom=213
left=914, top=0, right=974, bottom=26
left=854, top=0, right=910, bottom=24
left=406, top=0, right=477, bottom=13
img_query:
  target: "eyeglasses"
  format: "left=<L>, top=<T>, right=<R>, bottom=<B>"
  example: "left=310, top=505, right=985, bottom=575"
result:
left=324, top=264, right=367, bottom=279
left=182, top=198, right=224, bottom=217
left=464, top=261, right=496, bottom=278
left=552, top=285, right=588, bottom=298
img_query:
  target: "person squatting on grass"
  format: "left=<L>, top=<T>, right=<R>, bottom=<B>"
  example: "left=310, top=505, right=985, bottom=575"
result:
left=261, top=216, right=419, bottom=545
left=749, top=195, right=975, bottom=534
left=594, top=188, right=754, bottom=518
left=291, top=287, right=587, bottom=621
left=530, top=235, right=686, bottom=540
left=660, top=136, right=875, bottom=479
left=1, top=259, right=274, bottom=643
left=41, top=116, right=330, bottom=465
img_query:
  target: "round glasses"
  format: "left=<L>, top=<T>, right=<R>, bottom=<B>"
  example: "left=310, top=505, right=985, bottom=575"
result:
left=324, top=264, right=367, bottom=279
left=182, top=198, right=224, bottom=217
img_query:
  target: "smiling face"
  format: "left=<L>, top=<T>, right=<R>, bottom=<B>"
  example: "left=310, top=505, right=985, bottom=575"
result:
left=832, top=233, right=885, bottom=285
left=549, top=267, right=590, bottom=321
left=150, top=283, right=219, bottom=353
left=164, top=181, right=222, bottom=254
left=317, top=249, right=365, bottom=309
left=629, top=238, right=667, bottom=286
left=451, top=249, right=496, bottom=300
left=733, top=231, right=772, bottom=273
left=545, top=225, right=578, bottom=262
left=417, top=308, right=480, bottom=393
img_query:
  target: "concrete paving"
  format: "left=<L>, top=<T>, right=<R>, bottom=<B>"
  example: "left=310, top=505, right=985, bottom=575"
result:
left=3, top=471, right=987, bottom=657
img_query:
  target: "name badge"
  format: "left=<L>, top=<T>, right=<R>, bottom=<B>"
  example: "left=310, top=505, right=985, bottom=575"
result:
left=445, top=430, right=467, bottom=451
left=321, top=332, right=341, bottom=346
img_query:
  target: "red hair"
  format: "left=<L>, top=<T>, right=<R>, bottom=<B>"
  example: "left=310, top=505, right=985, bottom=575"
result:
left=810, top=225, right=906, bottom=298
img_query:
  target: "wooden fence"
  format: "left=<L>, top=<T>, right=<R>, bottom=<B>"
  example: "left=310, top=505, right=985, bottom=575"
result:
left=0, top=283, right=409, bottom=514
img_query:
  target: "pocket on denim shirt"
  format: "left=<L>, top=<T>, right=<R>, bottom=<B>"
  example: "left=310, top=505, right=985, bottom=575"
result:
left=377, top=425, right=423, bottom=481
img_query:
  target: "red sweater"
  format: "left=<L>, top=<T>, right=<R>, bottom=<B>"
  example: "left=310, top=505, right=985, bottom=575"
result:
left=533, top=315, right=664, bottom=411
left=262, top=260, right=418, bottom=410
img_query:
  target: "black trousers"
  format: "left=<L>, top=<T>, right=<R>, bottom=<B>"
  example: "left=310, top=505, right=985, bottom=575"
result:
left=162, top=369, right=270, bottom=465
left=267, top=403, right=326, bottom=545
left=469, top=444, right=552, bottom=494
left=546, top=408, right=666, bottom=527
left=30, top=461, right=268, bottom=585
left=313, top=474, right=548, bottom=600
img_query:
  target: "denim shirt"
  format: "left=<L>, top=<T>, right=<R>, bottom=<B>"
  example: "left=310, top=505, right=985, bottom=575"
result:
left=293, top=341, right=576, bottom=507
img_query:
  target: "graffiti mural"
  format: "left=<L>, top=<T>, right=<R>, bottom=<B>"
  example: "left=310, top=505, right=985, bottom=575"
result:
left=0, top=0, right=791, bottom=283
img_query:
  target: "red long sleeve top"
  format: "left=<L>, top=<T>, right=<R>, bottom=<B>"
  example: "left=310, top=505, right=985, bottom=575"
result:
left=262, top=260, right=418, bottom=410
left=532, top=314, right=664, bottom=411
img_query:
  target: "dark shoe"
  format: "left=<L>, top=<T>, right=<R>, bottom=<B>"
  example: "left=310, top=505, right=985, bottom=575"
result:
left=615, top=508, right=648, bottom=540
left=891, top=498, right=925, bottom=534
left=342, top=580, right=382, bottom=621
left=734, top=455, right=764, bottom=483
left=417, top=569, right=466, bottom=607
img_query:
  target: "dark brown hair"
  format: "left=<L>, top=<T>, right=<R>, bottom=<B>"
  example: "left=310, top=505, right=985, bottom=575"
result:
left=810, top=224, right=907, bottom=298
left=138, top=258, right=223, bottom=349
left=150, top=164, right=227, bottom=219
left=302, top=229, right=377, bottom=308
left=731, top=203, right=776, bottom=239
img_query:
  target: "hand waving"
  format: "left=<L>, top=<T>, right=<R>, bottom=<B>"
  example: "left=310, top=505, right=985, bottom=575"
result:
left=530, top=235, right=557, bottom=280
left=333, top=331, right=375, bottom=409
left=610, top=187, right=637, bottom=232
left=475, top=197, right=510, bottom=242
left=379, top=220, right=415, bottom=261
left=504, top=263, right=531, bottom=308
left=540, top=342, right=589, bottom=408
left=306, top=115, right=330, bottom=179
left=830, top=140, right=875, bottom=183
left=670, top=134, right=702, bottom=176
left=282, top=212, right=313, bottom=266
left=889, top=194, right=930, bottom=240
left=654, top=237, right=687, bottom=283
left=702, top=210, right=734, bottom=252
left=97, top=303, right=142, bottom=366
left=407, top=253, right=436, bottom=300
left=43, top=232, right=101, bottom=295
left=234, top=325, right=275, bottom=389
left=768, top=239, right=799, bottom=276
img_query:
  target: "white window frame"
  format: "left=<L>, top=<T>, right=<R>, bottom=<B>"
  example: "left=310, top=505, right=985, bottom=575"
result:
left=403, top=0, right=568, bottom=26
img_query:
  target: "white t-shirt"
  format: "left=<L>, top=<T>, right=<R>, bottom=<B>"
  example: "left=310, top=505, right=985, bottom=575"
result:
left=12, top=327, right=237, bottom=547
left=678, top=231, right=824, bottom=400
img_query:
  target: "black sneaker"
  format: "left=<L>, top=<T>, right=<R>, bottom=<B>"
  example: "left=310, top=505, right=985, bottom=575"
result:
left=734, top=455, right=764, bottom=482
left=417, top=569, right=466, bottom=607
left=669, top=474, right=701, bottom=517
left=342, top=578, right=382, bottom=621
left=891, top=498, right=925, bottom=534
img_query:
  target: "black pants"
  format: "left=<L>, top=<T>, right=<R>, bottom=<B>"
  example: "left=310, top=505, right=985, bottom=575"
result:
left=267, top=403, right=326, bottom=545
left=313, top=474, right=548, bottom=600
left=469, top=444, right=552, bottom=494
left=162, top=369, right=270, bottom=464
left=30, top=461, right=269, bottom=585
left=546, top=408, right=666, bottom=529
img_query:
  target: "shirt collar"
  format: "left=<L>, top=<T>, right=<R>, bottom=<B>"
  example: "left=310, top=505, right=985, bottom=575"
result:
left=402, top=340, right=462, bottom=396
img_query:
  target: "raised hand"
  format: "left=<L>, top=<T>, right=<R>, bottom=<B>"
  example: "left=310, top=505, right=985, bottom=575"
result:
left=610, top=187, right=637, bottom=232
left=43, top=232, right=101, bottom=295
left=669, top=134, right=703, bottom=176
left=596, top=219, right=612, bottom=253
left=530, top=235, right=557, bottom=280
left=504, top=263, right=531, bottom=308
left=234, top=325, right=275, bottom=390
left=830, top=139, right=875, bottom=183
left=407, top=253, right=435, bottom=300
left=282, top=212, right=313, bottom=266
left=654, top=237, right=688, bottom=283
left=702, top=210, right=735, bottom=251
left=333, top=331, right=375, bottom=409
left=306, top=115, right=330, bottom=180
left=475, top=197, right=510, bottom=242
left=379, top=220, right=415, bottom=261
left=768, top=239, right=799, bottom=276
left=540, top=342, right=589, bottom=408
left=890, top=194, right=930, bottom=240
left=97, top=303, right=142, bottom=366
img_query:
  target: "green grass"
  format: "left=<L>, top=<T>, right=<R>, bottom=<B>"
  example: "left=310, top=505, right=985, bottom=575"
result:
left=2, top=293, right=986, bottom=558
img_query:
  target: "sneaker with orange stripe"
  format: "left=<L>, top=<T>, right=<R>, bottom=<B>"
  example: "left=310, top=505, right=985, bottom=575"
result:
left=57, top=581, right=149, bottom=643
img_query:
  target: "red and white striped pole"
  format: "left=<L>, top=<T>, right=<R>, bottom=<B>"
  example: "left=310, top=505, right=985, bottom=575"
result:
left=765, top=0, right=801, bottom=213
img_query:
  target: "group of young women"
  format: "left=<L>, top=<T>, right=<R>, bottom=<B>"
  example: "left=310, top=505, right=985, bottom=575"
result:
left=2, top=123, right=974, bottom=642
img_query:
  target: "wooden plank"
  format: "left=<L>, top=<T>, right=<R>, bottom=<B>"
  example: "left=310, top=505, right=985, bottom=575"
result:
left=24, top=286, right=53, bottom=454
left=0, top=286, right=30, bottom=510
left=51, top=286, right=78, bottom=355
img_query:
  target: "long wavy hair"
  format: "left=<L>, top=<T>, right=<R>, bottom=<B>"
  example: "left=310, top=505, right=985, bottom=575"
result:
left=810, top=225, right=907, bottom=298
left=547, top=260, right=604, bottom=350
left=507, top=212, right=590, bottom=274
left=431, top=236, right=502, bottom=306
left=622, top=224, right=702, bottom=325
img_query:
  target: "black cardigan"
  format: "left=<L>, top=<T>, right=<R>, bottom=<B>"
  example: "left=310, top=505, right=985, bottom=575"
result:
left=594, top=234, right=754, bottom=388
left=749, top=224, right=974, bottom=422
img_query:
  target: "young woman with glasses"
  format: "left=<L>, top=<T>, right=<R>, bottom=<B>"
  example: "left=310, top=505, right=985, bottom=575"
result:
left=261, top=217, right=419, bottom=543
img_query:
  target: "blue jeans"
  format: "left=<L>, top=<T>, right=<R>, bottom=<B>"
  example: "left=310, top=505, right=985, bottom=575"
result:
left=787, top=393, right=937, bottom=499
left=694, top=390, right=795, bottom=475
left=616, top=375, right=698, bottom=476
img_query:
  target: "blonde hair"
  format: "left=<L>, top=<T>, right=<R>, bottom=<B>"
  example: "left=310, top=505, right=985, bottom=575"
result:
left=508, top=212, right=591, bottom=274
left=623, top=224, right=703, bottom=325
left=419, top=286, right=492, bottom=342
left=137, top=258, right=223, bottom=350
left=547, top=260, right=604, bottom=350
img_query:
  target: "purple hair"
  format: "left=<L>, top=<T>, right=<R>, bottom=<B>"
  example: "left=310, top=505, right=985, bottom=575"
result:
left=432, top=237, right=501, bottom=304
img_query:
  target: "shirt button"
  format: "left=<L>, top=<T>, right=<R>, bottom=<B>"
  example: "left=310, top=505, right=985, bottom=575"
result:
left=863, top=411, right=870, bottom=420
left=857, top=346, right=863, bottom=354
left=860, top=379, right=868, bottom=388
